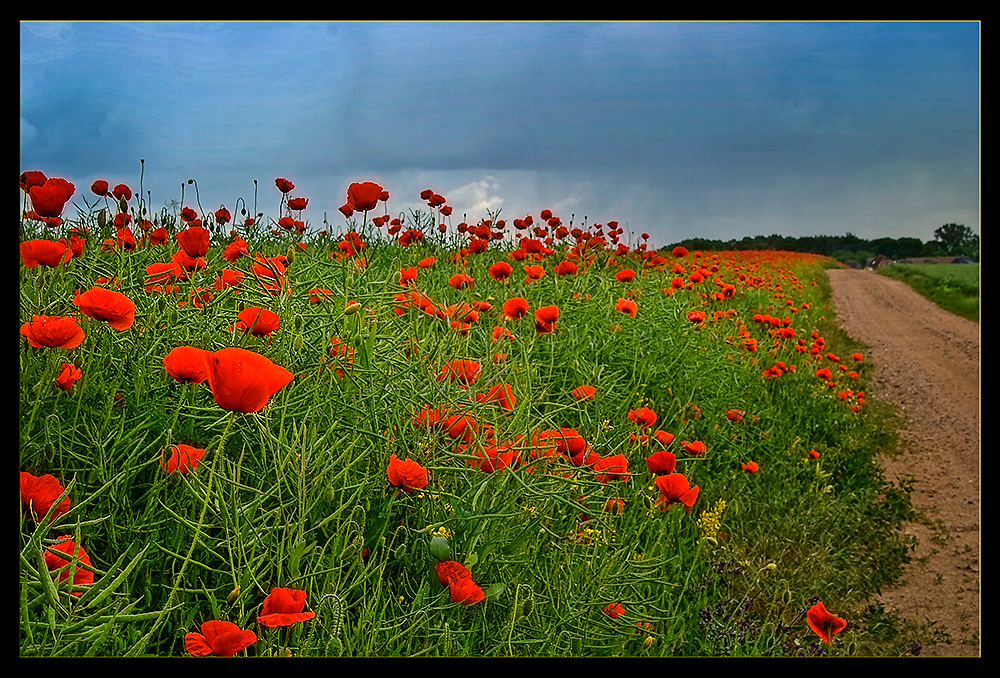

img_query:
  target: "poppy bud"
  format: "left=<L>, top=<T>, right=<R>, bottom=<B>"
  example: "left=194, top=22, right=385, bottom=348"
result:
left=98, top=208, right=107, bottom=229
left=286, top=244, right=297, bottom=263
left=293, top=334, right=303, bottom=352
left=227, top=585, right=241, bottom=604
left=344, top=302, right=362, bottom=316
left=119, top=196, right=129, bottom=214
left=522, top=594, right=533, bottom=619
left=429, top=534, right=451, bottom=561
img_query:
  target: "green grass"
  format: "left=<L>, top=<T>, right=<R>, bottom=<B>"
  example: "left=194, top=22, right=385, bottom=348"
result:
left=877, top=263, right=979, bottom=323
left=20, top=209, right=922, bottom=657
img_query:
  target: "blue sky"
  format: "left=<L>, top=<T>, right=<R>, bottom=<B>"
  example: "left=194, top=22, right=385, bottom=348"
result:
left=20, top=21, right=979, bottom=248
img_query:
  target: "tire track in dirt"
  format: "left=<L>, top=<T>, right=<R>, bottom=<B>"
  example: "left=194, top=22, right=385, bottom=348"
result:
left=826, top=268, right=979, bottom=657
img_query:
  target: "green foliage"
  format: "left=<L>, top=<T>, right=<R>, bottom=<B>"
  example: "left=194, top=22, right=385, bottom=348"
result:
left=933, top=223, right=979, bottom=258
left=20, top=210, right=920, bottom=656
left=668, top=229, right=978, bottom=263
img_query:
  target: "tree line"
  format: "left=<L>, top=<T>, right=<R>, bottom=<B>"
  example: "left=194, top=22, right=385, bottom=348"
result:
left=666, top=224, right=979, bottom=263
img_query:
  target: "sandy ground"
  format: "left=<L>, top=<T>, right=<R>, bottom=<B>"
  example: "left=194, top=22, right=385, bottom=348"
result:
left=827, top=268, right=980, bottom=657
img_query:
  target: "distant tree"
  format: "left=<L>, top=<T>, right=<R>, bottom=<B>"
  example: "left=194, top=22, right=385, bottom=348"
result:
left=933, top=224, right=978, bottom=255
left=895, top=237, right=925, bottom=259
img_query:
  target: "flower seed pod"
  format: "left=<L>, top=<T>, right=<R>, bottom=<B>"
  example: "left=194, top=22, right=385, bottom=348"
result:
left=429, top=534, right=451, bottom=561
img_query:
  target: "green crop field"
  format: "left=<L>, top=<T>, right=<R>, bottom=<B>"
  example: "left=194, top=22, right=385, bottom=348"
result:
left=878, top=263, right=979, bottom=323
left=20, top=176, right=923, bottom=657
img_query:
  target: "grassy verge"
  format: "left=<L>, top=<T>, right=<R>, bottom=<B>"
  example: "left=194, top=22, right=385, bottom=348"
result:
left=876, top=263, right=979, bottom=323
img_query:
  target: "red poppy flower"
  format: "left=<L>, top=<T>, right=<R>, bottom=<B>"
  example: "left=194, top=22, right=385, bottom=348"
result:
left=398, top=266, right=418, bottom=286
left=90, top=180, right=109, bottom=197
left=112, top=184, right=132, bottom=201
left=681, top=440, right=707, bottom=456
left=287, top=197, right=308, bottom=211
left=44, top=535, right=94, bottom=594
left=489, top=261, right=514, bottom=281
left=308, top=287, right=333, bottom=303
left=726, top=409, right=745, bottom=422
left=29, top=178, right=75, bottom=218
left=275, top=178, right=295, bottom=194
left=160, top=444, right=207, bottom=474
left=347, top=181, right=384, bottom=212
left=815, top=367, right=833, bottom=380
left=553, top=260, right=578, bottom=276
left=214, top=269, right=244, bottom=292
left=654, top=473, right=699, bottom=512
left=646, top=450, right=677, bottom=475
left=687, top=311, right=706, bottom=324
left=503, top=297, right=529, bottom=320
left=55, top=362, right=82, bottom=390
left=571, top=384, right=596, bottom=401
left=222, top=237, right=249, bottom=262
left=256, top=587, right=315, bottom=627
left=741, top=460, right=759, bottom=473
left=615, top=298, right=638, bottom=317
left=327, top=337, right=355, bottom=378
left=185, top=620, right=257, bottom=657
left=449, top=273, right=474, bottom=290
left=593, top=453, right=629, bottom=483
left=434, top=560, right=472, bottom=586
left=523, top=264, right=545, bottom=282
left=672, top=246, right=689, bottom=258
left=235, top=307, right=281, bottom=338
left=387, top=454, right=428, bottom=493
left=73, top=287, right=136, bottom=331
left=807, top=601, right=847, bottom=644
left=603, top=603, right=625, bottom=619
left=628, top=406, right=657, bottom=428
left=475, top=382, right=516, bottom=411
left=202, top=347, right=294, bottom=413
left=176, top=226, right=211, bottom=258
left=21, top=472, right=71, bottom=523
left=615, top=268, right=636, bottom=283
left=214, top=206, right=231, bottom=224
left=163, top=346, right=210, bottom=384
left=449, top=576, right=485, bottom=605
left=21, top=239, right=73, bottom=268
left=852, top=353, right=863, bottom=362
left=418, top=256, right=436, bottom=268
left=534, top=305, right=559, bottom=334
left=20, top=315, right=85, bottom=349
left=438, top=359, right=481, bottom=387
left=20, top=170, right=47, bottom=192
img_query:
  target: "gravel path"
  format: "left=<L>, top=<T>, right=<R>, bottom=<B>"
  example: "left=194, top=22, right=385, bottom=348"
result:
left=827, top=268, right=980, bottom=657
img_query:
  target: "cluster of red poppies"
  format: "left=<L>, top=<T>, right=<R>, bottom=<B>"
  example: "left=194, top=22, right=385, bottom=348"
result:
left=22, top=169, right=860, bottom=651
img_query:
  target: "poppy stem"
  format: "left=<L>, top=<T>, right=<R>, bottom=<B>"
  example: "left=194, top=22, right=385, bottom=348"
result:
left=126, top=411, right=236, bottom=656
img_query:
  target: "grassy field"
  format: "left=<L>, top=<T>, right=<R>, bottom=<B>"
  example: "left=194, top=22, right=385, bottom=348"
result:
left=877, top=263, right=979, bottom=323
left=20, top=183, right=925, bottom=657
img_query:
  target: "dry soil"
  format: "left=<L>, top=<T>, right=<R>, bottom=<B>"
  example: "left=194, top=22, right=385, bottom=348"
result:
left=827, top=268, right=980, bottom=657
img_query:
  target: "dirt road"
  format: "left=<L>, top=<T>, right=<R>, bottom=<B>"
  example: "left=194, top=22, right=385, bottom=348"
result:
left=826, top=268, right=980, bottom=657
